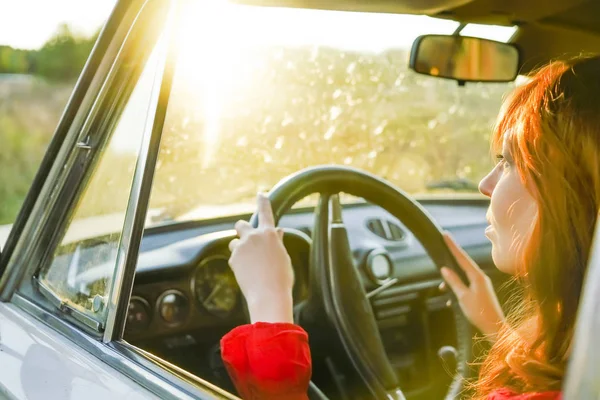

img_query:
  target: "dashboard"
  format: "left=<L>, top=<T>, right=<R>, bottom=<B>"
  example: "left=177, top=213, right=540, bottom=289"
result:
left=123, top=197, right=510, bottom=398
left=124, top=228, right=311, bottom=338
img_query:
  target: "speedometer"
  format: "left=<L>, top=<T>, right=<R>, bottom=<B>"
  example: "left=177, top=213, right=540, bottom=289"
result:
left=192, top=255, right=239, bottom=318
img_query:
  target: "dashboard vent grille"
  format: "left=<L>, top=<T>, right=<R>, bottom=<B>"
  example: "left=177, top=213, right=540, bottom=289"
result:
left=366, top=218, right=405, bottom=241
left=388, top=222, right=405, bottom=240
left=371, top=288, right=418, bottom=329
left=367, top=219, right=386, bottom=238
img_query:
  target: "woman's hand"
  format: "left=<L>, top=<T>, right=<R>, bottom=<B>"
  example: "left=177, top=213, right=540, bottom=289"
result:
left=228, top=193, right=295, bottom=324
left=440, top=232, right=505, bottom=341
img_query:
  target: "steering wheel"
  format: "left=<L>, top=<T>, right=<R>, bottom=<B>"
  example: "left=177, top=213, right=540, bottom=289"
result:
left=249, top=165, right=471, bottom=399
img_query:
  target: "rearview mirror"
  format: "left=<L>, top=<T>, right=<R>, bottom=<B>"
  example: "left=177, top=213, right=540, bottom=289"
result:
left=409, top=34, right=520, bottom=83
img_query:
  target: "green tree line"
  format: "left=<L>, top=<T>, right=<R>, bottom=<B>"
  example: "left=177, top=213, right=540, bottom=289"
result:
left=0, top=24, right=95, bottom=224
left=0, top=24, right=97, bottom=82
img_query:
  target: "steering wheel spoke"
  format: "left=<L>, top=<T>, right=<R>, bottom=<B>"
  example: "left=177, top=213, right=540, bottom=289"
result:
left=315, top=194, right=401, bottom=397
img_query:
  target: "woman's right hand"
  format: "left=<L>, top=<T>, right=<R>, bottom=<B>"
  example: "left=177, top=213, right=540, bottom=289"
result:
left=440, top=232, right=506, bottom=341
left=228, top=193, right=295, bottom=324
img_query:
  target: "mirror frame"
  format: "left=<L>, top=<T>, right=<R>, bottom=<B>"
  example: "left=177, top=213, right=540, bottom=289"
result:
left=409, top=34, right=521, bottom=84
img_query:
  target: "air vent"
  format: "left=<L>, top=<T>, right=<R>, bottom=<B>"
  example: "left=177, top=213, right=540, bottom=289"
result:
left=371, top=288, right=418, bottom=329
left=388, top=222, right=405, bottom=240
left=367, top=219, right=386, bottom=238
left=366, top=218, right=406, bottom=242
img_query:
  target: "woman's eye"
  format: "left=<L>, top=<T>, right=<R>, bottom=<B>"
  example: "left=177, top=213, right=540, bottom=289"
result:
left=495, top=154, right=511, bottom=169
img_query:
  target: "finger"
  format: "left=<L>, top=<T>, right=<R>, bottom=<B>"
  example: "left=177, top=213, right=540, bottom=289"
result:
left=277, top=227, right=285, bottom=240
left=257, top=193, right=276, bottom=228
left=228, top=238, right=240, bottom=253
left=443, top=232, right=482, bottom=280
left=441, top=267, right=468, bottom=299
left=235, top=220, right=253, bottom=238
left=439, top=281, right=446, bottom=291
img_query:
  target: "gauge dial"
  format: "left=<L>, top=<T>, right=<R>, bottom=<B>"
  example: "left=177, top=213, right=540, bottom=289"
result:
left=157, top=290, right=189, bottom=326
left=126, top=296, right=151, bottom=331
left=193, top=256, right=239, bottom=318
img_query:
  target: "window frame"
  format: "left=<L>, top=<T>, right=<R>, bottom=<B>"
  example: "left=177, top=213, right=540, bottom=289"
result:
left=101, top=3, right=175, bottom=343
left=0, top=0, right=165, bottom=329
left=35, top=23, right=170, bottom=332
left=10, top=0, right=170, bottom=338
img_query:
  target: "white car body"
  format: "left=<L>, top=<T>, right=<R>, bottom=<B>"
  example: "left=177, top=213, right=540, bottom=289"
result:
left=0, top=302, right=158, bottom=400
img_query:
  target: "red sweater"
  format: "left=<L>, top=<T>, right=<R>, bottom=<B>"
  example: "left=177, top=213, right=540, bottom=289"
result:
left=220, top=323, right=561, bottom=400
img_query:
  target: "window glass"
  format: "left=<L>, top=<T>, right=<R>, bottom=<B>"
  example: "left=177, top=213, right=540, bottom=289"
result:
left=39, top=43, right=162, bottom=322
left=147, top=3, right=515, bottom=225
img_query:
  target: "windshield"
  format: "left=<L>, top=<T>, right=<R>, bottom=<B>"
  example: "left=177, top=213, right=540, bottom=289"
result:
left=147, top=3, right=516, bottom=226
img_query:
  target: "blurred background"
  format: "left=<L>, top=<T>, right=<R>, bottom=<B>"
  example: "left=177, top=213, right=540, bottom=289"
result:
left=0, top=0, right=115, bottom=225
left=0, top=0, right=515, bottom=230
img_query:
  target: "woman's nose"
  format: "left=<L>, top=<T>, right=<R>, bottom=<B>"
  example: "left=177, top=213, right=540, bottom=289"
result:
left=478, top=170, right=496, bottom=198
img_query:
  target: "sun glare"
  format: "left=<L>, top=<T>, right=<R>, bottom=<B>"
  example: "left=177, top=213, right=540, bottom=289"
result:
left=173, top=1, right=516, bottom=168
left=176, top=0, right=241, bottom=168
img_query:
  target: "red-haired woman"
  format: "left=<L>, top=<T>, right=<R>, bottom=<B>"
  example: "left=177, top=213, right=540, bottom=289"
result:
left=223, top=56, right=600, bottom=399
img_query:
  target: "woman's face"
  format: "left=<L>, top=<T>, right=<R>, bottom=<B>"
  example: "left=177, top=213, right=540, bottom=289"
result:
left=478, top=136, right=538, bottom=275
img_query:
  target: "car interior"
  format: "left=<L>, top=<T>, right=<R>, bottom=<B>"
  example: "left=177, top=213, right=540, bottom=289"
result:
left=41, top=0, right=600, bottom=399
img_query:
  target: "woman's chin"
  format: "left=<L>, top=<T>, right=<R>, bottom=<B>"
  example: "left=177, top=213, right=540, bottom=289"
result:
left=491, top=247, right=516, bottom=275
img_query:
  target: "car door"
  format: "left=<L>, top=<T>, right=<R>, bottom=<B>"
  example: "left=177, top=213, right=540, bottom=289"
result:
left=0, top=1, right=235, bottom=399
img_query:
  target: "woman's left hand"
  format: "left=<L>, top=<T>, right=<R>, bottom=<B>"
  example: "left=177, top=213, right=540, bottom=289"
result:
left=228, top=193, right=295, bottom=324
left=440, top=232, right=506, bottom=341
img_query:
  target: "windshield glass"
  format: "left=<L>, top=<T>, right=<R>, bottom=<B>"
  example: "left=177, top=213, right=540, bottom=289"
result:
left=147, top=2, right=516, bottom=226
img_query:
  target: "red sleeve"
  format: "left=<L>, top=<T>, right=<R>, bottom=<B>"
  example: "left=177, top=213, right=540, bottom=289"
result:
left=488, top=389, right=562, bottom=400
left=220, top=322, right=311, bottom=400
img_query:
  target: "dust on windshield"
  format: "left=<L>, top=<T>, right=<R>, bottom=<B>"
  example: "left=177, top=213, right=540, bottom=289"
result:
left=146, top=3, right=515, bottom=226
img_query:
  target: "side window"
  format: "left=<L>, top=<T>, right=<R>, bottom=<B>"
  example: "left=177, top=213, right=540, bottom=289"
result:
left=38, top=43, right=162, bottom=324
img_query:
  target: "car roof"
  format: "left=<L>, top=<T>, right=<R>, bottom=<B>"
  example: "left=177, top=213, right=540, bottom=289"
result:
left=232, top=0, right=600, bottom=73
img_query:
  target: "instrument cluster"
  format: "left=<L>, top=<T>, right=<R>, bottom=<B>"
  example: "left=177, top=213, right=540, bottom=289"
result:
left=125, top=255, right=240, bottom=333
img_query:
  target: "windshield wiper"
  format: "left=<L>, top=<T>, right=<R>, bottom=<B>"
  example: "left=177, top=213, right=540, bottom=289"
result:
left=426, top=178, right=479, bottom=192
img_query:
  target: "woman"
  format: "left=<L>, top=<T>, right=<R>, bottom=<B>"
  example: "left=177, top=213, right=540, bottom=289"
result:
left=222, top=55, right=600, bottom=399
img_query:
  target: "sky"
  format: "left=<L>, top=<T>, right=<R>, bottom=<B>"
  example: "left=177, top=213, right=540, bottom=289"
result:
left=0, top=0, right=515, bottom=51
left=0, top=0, right=117, bottom=49
left=179, top=1, right=516, bottom=53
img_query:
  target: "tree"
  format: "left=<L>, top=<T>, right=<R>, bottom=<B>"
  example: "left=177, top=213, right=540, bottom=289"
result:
left=32, top=24, right=97, bottom=82
left=0, top=46, right=32, bottom=74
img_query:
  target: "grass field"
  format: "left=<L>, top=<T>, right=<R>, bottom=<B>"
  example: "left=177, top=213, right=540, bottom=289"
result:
left=0, top=76, right=73, bottom=225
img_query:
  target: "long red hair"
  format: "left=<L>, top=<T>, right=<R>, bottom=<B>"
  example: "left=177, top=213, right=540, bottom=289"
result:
left=472, top=55, right=600, bottom=398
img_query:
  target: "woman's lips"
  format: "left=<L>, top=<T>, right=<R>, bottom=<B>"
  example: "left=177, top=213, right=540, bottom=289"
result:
left=485, top=225, right=494, bottom=238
